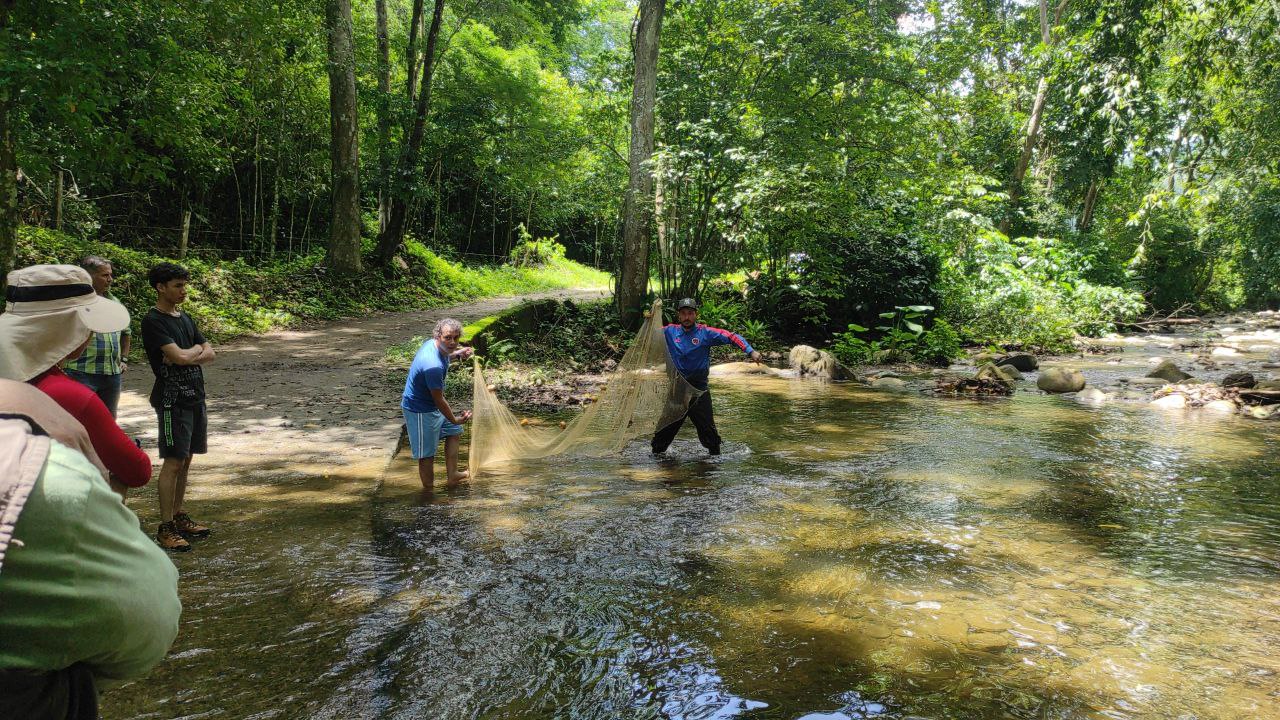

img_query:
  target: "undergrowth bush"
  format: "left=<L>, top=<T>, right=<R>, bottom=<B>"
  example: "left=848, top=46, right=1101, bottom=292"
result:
left=938, top=225, right=1145, bottom=351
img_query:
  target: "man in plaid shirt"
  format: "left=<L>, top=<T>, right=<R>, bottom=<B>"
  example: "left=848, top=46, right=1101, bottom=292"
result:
left=64, top=256, right=131, bottom=417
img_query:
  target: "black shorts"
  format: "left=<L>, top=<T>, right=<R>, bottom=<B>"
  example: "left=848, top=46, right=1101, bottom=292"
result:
left=157, top=403, right=208, bottom=459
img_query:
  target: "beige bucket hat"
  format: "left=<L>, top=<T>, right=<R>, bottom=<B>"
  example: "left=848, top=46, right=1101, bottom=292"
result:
left=0, top=264, right=131, bottom=382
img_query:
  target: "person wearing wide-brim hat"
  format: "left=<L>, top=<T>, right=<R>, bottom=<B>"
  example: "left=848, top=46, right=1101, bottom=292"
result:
left=0, top=265, right=152, bottom=495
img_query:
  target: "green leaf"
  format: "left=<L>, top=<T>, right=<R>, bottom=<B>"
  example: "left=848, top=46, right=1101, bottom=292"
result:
left=846, top=323, right=869, bottom=332
left=905, top=305, right=934, bottom=312
left=878, top=311, right=897, bottom=319
left=905, top=321, right=924, bottom=334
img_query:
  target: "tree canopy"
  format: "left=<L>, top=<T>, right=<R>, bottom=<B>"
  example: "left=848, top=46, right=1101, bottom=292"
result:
left=3, top=0, right=1277, bottom=344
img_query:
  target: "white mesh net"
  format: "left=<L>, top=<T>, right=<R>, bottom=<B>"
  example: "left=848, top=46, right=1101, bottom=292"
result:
left=467, top=300, right=699, bottom=478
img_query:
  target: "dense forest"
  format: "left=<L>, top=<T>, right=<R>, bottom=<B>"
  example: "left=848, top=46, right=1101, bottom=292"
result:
left=2, top=0, right=1277, bottom=352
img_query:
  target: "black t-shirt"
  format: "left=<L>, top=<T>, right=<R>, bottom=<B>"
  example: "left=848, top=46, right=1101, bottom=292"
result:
left=141, top=308, right=207, bottom=408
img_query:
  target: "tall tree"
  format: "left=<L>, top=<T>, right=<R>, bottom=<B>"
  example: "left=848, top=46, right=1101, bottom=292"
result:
left=325, top=0, right=362, bottom=274
left=1001, top=0, right=1068, bottom=234
left=616, top=0, right=666, bottom=328
left=374, top=0, right=446, bottom=265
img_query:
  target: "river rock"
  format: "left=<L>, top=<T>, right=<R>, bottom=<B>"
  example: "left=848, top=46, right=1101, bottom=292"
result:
left=1076, top=388, right=1108, bottom=404
left=789, top=345, right=856, bottom=381
left=1146, top=359, right=1192, bottom=383
left=710, top=361, right=793, bottom=379
left=995, top=352, right=1038, bottom=372
left=1124, top=377, right=1169, bottom=387
left=975, top=362, right=1019, bottom=384
left=1211, top=346, right=1240, bottom=357
left=1245, top=405, right=1276, bottom=419
left=1256, top=380, right=1280, bottom=390
left=1151, top=393, right=1187, bottom=409
left=870, top=377, right=906, bottom=389
left=1037, top=367, right=1086, bottom=393
left=1202, top=400, right=1238, bottom=414
left=1222, top=372, right=1256, bottom=389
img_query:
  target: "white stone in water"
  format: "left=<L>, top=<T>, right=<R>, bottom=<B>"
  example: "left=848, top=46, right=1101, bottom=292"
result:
left=1202, top=400, right=1237, bottom=414
left=1151, top=394, right=1187, bottom=409
left=1076, top=388, right=1108, bottom=404
left=1212, top=346, right=1240, bottom=356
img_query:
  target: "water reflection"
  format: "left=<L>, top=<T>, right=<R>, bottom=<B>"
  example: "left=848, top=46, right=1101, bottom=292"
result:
left=102, top=372, right=1280, bottom=720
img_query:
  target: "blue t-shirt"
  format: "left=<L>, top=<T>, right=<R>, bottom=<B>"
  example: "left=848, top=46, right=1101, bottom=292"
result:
left=401, top=340, right=450, bottom=413
left=663, top=323, right=755, bottom=391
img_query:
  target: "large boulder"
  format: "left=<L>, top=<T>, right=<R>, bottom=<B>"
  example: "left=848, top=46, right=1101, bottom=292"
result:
left=1146, top=360, right=1192, bottom=383
left=1221, top=372, right=1256, bottom=389
left=789, top=345, right=857, bottom=381
left=1037, top=367, right=1086, bottom=393
left=995, top=352, right=1038, bottom=372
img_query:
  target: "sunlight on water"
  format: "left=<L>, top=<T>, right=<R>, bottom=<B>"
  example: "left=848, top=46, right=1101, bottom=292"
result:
left=103, top=369, right=1280, bottom=720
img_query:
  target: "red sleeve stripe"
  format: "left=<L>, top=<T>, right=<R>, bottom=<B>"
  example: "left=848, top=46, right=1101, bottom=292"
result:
left=704, top=325, right=748, bottom=351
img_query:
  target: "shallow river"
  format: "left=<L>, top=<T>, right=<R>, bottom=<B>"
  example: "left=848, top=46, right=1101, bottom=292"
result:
left=104, top=350, right=1280, bottom=719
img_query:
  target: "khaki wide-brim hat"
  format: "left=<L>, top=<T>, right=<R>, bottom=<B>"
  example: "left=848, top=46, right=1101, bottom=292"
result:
left=0, top=264, right=131, bottom=382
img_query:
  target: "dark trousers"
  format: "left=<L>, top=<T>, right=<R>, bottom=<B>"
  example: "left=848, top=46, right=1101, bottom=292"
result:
left=0, top=664, right=99, bottom=719
left=652, top=391, right=721, bottom=454
left=63, top=370, right=122, bottom=418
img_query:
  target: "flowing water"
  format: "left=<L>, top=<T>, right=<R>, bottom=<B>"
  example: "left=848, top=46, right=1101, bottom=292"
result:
left=103, top=341, right=1280, bottom=719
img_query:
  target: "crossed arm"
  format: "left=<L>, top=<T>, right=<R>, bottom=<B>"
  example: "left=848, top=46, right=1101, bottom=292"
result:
left=159, top=342, right=216, bottom=366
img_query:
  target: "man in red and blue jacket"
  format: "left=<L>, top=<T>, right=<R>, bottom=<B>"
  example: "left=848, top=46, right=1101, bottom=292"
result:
left=653, top=298, right=762, bottom=456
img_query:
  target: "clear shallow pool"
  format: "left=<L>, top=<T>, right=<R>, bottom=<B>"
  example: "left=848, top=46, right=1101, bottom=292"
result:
left=103, top=373, right=1280, bottom=720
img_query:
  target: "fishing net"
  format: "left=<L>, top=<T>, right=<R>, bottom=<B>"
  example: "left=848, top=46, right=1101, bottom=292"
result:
left=468, top=300, right=699, bottom=478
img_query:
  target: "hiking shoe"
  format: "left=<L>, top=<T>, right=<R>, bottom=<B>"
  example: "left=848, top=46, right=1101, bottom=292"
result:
left=157, top=522, right=191, bottom=552
left=173, top=512, right=211, bottom=538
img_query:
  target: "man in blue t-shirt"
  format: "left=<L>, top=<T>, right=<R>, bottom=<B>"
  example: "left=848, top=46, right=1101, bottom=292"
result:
left=401, top=318, right=474, bottom=489
left=653, top=298, right=762, bottom=455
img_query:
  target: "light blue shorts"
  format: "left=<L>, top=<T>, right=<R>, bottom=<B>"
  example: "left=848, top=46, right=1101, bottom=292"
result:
left=402, top=408, right=464, bottom=459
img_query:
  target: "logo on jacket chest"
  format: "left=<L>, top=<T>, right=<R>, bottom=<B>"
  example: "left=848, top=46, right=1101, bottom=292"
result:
left=691, top=338, right=700, bottom=346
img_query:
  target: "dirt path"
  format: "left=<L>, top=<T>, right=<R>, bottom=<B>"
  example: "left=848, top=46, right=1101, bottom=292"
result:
left=115, top=288, right=608, bottom=512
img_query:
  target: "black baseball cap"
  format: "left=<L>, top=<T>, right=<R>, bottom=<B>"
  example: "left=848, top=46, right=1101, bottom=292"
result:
left=676, top=298, right=698, bottom=310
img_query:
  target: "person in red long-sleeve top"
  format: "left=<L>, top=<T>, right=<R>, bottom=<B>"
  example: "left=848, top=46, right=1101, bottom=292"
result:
left=0, top=265, right=152, bottom=497
left=30, top=367, right=151, bottom=491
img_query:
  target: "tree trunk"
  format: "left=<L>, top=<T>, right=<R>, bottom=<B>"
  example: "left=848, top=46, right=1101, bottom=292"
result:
left=0, top=0, right=16, bottom=295
left=616, top=0, right=667, bottom=328
left=179, top=210, right=191, bottom=259
left=325, top=0, right=363, bottom=275
left=1000, top=0, right=1067, bottom=235
left=1079, top=180, right=1100, bottom=231
left=54, top=170, right=64, bottom=230
left=375, top=0, right=445, bottom=264
left=1001, top=76, right=1048, bottom=235
left=376, top=0, right=392, bottom=232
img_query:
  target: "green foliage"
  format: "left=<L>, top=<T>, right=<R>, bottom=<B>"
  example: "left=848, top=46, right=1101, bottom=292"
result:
left=508, top=228, right=567, bottom=267
left=937, top=216, right=1146, bottom=351
left=830, top=307, right=962, bottom=367
left=18, top=226, right=605, bottom=344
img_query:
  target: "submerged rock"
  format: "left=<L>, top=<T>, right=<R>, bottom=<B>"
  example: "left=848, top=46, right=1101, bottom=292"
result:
left=1146, top=359, right=1192, bottom=383
left=1222, top=372, right=1256, bottom=389
left=1124, top=377, right=1169, bottom=387
left=1037, top=367, right=1086, bottom=393
left=1076, top=388, right=1108, bottom=404
left=1202, top=399, right=1238, bottom=414
left=870, top=376, right=907, bottom=390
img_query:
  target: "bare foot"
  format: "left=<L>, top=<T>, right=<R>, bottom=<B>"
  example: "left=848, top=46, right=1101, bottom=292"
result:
left=445, top=470, right=470, bottom=487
